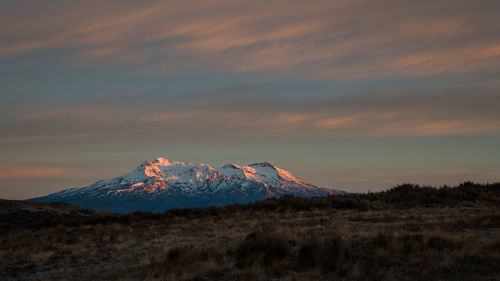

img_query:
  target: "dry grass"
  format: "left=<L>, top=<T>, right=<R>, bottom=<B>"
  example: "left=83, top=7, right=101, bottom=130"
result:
left=1, top=182, right=499, bottom=280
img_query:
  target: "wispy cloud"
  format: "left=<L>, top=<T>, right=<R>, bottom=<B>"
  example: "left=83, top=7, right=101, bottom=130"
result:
left=313, top=116, right=361, bottom=129
left=2, top=87, right=498, bottom=142
left=1, top=0, right=499, bottom=78
left=0, top=164, right=78, bottom=179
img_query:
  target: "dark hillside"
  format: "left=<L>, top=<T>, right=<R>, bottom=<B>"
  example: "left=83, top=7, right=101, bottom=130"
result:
left=0, top=199, right=101, bottom=230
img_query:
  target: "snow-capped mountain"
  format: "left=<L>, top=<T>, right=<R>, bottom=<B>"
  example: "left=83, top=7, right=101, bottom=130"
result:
left=30, top=157, right=345, bottom=213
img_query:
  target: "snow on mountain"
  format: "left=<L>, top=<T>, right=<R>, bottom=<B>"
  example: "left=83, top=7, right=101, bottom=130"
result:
left=30, top=157, right=345, bottom=213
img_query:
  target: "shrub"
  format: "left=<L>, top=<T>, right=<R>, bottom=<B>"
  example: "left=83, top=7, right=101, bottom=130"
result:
left=237, top=230, right=291, bottom=267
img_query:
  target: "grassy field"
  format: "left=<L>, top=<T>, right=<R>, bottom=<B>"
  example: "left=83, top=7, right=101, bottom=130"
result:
left=1, top=182, right=499, bottom=280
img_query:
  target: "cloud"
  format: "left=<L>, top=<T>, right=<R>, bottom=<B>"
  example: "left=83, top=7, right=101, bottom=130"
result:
left=0, top=164, right=78, bottom=179
left=313, top=116, right=361, bottom=129
left=1, top=0, right=499, bottom=78
left=1, top=86, right=498, bottom=143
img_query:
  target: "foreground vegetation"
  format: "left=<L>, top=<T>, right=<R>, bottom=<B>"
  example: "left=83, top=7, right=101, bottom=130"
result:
left=1, top=182, right=499, bottom=280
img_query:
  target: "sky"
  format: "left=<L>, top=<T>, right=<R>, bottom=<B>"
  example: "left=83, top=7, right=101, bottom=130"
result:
left=1, top=0, right=499, bottom=199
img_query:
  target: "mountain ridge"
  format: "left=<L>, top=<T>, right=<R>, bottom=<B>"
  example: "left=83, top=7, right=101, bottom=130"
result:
left=30, top=157, right=345, bottom=213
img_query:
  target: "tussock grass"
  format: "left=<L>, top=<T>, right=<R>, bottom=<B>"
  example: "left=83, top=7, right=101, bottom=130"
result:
left=1, top=182, right=499, bottom=280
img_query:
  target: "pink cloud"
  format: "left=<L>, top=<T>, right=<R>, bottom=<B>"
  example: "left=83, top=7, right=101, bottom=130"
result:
left=0, top=164, right=78, bottom=179
left=2, top=87, right=499, bottom=142
left=313, top=116, right=360, bottom=129
left=2, top=0, right=499, bottom=79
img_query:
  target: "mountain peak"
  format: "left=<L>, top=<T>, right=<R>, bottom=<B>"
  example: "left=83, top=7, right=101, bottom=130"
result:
left=151, top=157, right=189, bottom=166
left=250, top=162, right=276, bottom=168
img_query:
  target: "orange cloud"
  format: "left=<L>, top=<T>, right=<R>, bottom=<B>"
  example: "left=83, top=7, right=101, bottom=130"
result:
left=313, top=116, right=360, bottom=129
left=134, top=105, right=500, bottom=137
left=2, top=87, right=499, bottom=141
left=0, top=164, right=75, bottom=179
left=2, top=0, right=499, bottom=79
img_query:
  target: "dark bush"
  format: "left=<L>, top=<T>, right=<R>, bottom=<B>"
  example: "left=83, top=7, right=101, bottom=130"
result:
left=298, top=234, right=347, bottom=271
left=237, top=230, right=290, bottom=267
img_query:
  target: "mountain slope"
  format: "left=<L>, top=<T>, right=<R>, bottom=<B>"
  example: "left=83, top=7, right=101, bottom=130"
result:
left=30, top=157, right=344, bottom=213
